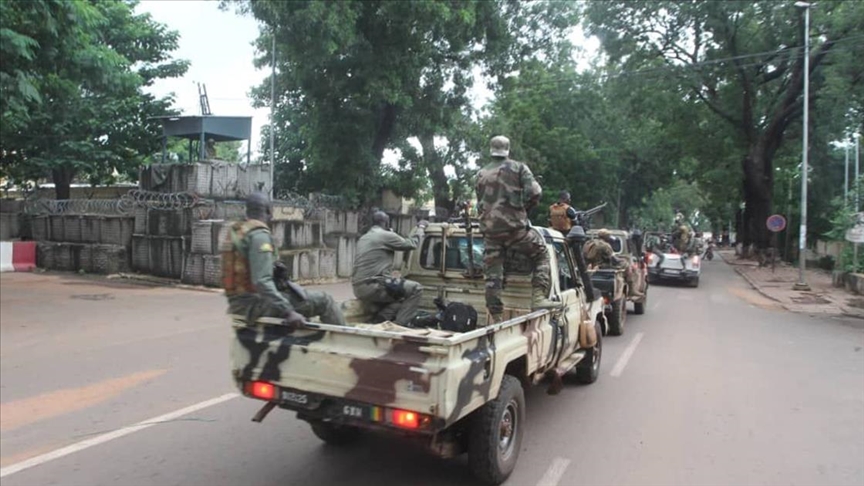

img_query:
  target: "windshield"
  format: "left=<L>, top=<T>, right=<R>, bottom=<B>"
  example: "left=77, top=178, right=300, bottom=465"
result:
left=419, top=236, right=532, bottom=274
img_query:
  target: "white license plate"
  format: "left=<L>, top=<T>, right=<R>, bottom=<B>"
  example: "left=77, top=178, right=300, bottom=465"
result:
left=281, top=390, right=309, bottom=405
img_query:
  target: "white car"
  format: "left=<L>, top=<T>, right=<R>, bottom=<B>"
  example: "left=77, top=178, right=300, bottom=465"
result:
left=644, top=232, right=702, bottom=287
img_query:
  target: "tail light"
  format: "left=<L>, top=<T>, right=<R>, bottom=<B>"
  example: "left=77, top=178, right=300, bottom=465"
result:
left=246, top=381, right=276, bottom=401
left=391, top=409, right=420, bottom=429
left=692, top=255, right=701, bottom=267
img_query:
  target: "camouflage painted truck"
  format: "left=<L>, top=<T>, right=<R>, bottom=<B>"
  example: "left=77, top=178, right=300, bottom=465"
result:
left=230, top=222, right=606, bottom=485
left=585, top=229, right=649, bottom=336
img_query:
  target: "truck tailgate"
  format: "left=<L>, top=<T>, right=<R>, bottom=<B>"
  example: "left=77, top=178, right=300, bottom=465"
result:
left=230, top=322, right=447, bottom=418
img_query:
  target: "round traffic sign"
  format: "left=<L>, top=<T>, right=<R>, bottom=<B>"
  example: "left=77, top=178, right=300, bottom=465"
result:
left=766, top=214, right=787, bottom=232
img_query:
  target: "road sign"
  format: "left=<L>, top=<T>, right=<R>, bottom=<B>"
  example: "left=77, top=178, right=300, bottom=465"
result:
left=766, top=214, right=787, bottom=233
left=846, top=212, right=864, bottom=243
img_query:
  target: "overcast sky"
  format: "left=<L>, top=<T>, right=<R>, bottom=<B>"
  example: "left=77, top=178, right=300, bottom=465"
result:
left=136, top=1, right=266, bottom=157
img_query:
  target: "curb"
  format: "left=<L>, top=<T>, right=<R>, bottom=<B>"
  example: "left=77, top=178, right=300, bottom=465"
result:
left=731, top=266, right=784, bottom=305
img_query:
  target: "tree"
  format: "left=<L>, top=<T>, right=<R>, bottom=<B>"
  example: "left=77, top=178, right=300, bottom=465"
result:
left=585, top=0, right=864, bottom=249
left=0, top=0, right=188, bottom=198
left=232, top=0, right=577, bottom=206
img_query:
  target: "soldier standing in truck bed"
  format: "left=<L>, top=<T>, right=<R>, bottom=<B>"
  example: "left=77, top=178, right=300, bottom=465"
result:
left=475, top=135, right=558, bottom=323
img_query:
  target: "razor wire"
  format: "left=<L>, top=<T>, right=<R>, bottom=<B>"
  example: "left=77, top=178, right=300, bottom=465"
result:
left=123, top=189, right=201, bottom=211
left=23, top=198, right=136, bottom=216
left=23, top=188, right=350, bottom=217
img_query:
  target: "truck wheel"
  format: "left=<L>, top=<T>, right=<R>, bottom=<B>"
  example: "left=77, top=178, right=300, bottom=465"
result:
left=575, top=319, right=603, bottom=384
left=634, top=289, right=647, bottom=315
left=689, top=277, right=700, bottom=288
left=608, top=298, right=626, bottom=336
left=468, top=375, right=525, bottom=485
left=310, top=421, right=360, bottom=446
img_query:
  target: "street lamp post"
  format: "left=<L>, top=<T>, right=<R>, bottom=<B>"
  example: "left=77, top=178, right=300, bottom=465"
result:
left=845, top=136, right=850, bottom=204
left=793, top=1, right=811, bottom=291
left=855, top=132, right=861, bottom=212
left=269, top=30, right=276, bottom=199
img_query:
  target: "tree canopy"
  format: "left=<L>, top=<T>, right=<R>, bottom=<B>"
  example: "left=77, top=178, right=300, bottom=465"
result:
left=0, top=0, right=188, bottom=199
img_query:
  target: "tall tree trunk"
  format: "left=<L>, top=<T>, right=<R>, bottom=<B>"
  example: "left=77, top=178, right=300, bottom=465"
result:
left=52, top=166, right=75, bottom=200
left=741, top=143, right=774, bottom=250
left=419, top=133, right=455, bottom=218
left=371, top=103, right=397, bottom=162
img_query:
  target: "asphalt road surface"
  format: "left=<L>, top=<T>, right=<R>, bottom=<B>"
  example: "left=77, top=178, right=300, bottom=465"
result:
left=1, top=260, right=862, bottom=486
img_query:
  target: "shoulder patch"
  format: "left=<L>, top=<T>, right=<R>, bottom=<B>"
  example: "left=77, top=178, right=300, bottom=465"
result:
left=259, top=242, right=274, bottom=253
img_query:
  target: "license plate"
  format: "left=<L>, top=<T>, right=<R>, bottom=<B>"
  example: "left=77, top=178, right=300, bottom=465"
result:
left=281, top=390, right=309, bottom=406
left=341, top=404, right=367, bottom=419
left=662, top=269, right=679, bottom=275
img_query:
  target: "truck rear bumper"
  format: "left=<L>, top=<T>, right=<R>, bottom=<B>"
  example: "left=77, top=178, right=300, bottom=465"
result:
left=238, top=380, right=444, bottom=435
left=648, top=268, right=698, bottom=281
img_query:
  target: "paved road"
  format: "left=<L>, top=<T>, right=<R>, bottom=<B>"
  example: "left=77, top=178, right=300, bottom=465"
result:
left=1, top=261, right=862, bottom=486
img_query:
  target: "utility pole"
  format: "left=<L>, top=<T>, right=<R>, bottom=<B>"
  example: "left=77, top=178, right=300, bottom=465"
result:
left=269, top=30, right=276, bottom=199
left=793, top=1, right=812, bottom=291
left=845, top=136, right=850, bottom=204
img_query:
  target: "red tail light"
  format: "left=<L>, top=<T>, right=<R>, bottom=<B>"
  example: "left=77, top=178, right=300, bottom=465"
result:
left=247, top=381, right=276, bottom=400
left=391, top=409, right=419, bottom=429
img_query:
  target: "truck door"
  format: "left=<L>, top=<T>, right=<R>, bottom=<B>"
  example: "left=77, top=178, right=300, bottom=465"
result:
left=552, top=241, right=584, bottom=358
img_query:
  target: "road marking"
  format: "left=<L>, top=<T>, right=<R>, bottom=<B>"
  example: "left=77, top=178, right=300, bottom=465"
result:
left=0, top=392, right=239, bottom=478
left=536, top=457, right=571, bottom=486
left=610, top=332, right=645, bottom=377
left=1, top=369, right=167, bottom=432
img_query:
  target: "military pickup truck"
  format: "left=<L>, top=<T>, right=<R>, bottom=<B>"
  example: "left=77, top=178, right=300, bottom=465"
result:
left=585, top=229, right=649, bottom=336
left=230, top=223, right=606, bottom=485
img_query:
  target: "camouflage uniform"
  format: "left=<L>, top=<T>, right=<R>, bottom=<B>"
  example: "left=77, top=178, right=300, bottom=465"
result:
left=222, top=219, right=345, bottom=325
left=671, top=224, right=691, bottom=254
left=583, top=238, right=617, bottom=267
left=475, top=156, right=551, bottom=316
left=352, top=226, right=423, bottom=326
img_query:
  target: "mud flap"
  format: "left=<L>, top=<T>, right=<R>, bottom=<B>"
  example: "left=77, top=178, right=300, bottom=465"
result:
left=251, top=401, right=277, bottom=423
left=579, top=319, right=598, bottom=348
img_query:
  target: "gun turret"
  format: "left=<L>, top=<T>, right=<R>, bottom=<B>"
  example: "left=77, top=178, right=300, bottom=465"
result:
left=573, top=202, right=608, bottom=230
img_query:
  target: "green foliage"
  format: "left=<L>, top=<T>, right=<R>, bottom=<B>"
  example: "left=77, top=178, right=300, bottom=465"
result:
left=0, top=0, right=188, bottom=198
left=235, top=0, right=576, bottom=205
left=584, top=0, right=864, bottom=248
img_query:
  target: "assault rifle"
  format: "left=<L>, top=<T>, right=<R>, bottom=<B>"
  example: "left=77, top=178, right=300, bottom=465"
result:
left=573, top=202, right=607, bottom=230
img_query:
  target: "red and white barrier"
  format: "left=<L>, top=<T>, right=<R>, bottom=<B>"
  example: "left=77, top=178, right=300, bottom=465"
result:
left=0, top=241, right=36, bottom=273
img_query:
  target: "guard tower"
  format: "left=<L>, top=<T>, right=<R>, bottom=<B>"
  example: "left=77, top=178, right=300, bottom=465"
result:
left=154, top=115, right=253, bottom=164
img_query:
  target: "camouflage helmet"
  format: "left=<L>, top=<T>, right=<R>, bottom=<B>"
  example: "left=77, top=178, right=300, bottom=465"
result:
left=675, top=212, right=685, bottom=223
left=597, top=228, right=610, bottom=239
left=490, top=136, right=510, bottom=157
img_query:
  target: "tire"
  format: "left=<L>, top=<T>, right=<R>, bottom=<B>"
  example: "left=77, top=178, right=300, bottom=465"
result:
left=310, top=421, right=361, bottom=446
left=634, top=292, right=646, bottom=315
left=575, top=319, right=603, bottom=384
left=689, top=277, right=700, bottom=288
left=607, top=297, right=626, bottom=336
left=468, top=375, right=525, bottom=485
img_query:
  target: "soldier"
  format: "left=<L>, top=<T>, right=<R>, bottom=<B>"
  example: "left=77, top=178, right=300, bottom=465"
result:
left=549, top=190, right=578, bottom=233
left=583, top=229, right=620, bottom=267
left=222, top=192, right=346, bottom=327
left=671, top=212, right=691, bottom=254
left=352, top=211, right=427, bottom=326
left=476, top=135, right=556, bottom=322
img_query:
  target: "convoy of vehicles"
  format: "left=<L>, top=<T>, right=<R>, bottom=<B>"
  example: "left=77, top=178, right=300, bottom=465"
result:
left=584, top=229, right=649, bottom=336
left=644, top=231, right=703, bottom=288
left=231, top=221, right=706, bottom=484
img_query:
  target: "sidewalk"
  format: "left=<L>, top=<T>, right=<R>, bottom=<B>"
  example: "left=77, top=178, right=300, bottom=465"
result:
left=719, top=250, right=864, bottom=319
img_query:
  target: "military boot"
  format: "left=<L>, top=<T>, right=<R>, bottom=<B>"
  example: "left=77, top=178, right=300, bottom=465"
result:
left=531, top=288, right=560, bottom=310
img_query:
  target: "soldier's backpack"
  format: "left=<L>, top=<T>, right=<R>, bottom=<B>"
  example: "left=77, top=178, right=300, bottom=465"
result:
left=549, top=203, right=573, bottom=233
left=440, top=302, right=478, bottom=333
